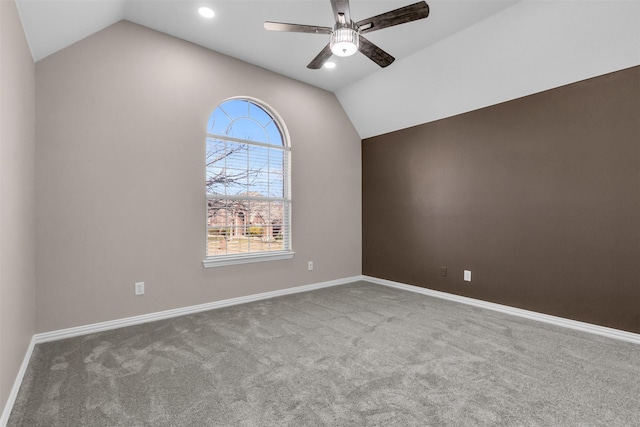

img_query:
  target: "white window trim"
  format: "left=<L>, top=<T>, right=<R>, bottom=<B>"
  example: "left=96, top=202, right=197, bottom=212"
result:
left=203, top=96, right=292, bottom=268
left=203, top=250, right=295, bottom=268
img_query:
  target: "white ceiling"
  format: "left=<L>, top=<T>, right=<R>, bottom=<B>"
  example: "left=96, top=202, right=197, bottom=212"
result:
left=16, top=0, right=639, bottom=138
left=16, top=0, right=519, bottom=93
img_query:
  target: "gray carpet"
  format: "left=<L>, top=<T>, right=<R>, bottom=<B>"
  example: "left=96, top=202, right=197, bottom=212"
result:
left=8, top=281, right=640, bottom=426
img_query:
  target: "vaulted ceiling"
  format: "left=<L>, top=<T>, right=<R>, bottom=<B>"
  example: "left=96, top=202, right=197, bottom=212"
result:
left=15, top=0, right=640, bottom=138
left=16, top=0, right=518, bottom=93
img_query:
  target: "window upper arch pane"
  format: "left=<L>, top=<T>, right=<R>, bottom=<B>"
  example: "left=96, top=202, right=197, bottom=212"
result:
left=207, top=98, right=285, bottom=146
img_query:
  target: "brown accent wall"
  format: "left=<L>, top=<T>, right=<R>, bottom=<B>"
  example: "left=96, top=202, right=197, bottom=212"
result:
left=363, top=66, right=640, bottom=333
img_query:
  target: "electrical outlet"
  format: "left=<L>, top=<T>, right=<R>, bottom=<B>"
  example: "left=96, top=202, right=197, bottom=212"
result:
left=135, top=281, right=145, bottom=296
left=464, top=270, right=472, bottom=282
left=308, top=261, right=313, bottom=271
left=441, top=267, right=447, bottom=277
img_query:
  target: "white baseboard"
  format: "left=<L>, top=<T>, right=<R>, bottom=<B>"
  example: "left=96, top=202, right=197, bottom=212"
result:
left=1, top=276, right=361, bottom=425
left=34, top=276, right=362, bottom=344
left=4, top=274, right=638, bottom=426
left=364, top=275, right=640, bottom=345
left=0, top=336, right=35, bottom=427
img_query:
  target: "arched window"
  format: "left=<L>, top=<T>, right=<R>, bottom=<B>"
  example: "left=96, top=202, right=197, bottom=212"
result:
left=204, top=98, right=292, bottom=267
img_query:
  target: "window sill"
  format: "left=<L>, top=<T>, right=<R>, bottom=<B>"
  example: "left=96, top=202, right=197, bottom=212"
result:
left=202, top=251, right=295, bottom=268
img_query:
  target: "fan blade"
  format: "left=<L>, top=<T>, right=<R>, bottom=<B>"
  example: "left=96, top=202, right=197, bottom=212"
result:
left=356, top=1, right=429, bottom=34
left=264, top=21, right=332, bottom=34
left=358, top=35, right=395, bottom=68
left=330, top=0, right=352, bottom=25
left=307, top=44, right=333, bottom=69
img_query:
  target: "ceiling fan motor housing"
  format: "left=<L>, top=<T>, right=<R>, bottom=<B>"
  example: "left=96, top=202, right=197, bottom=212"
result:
left=331, top=23, right=359, bottom=57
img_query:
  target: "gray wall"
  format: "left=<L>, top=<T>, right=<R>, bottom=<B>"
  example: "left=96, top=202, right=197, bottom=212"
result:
left=363, top=67, right=640, bottom=333
left=0, top=0, right=36, bottom=413
left=35, top=21, right=362, bottom=333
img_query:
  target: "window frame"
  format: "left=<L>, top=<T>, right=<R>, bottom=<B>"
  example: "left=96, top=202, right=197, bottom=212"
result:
left=202, top=97, right=293, bottom=268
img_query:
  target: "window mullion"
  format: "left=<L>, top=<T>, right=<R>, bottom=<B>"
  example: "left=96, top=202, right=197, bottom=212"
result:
left=207, top=134, right=290, bottom=151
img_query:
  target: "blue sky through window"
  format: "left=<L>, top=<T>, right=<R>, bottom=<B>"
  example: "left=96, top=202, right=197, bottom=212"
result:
left=206, top=99, right=286, bottom=199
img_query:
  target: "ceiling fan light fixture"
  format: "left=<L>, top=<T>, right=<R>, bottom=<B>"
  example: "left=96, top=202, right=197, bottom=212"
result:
left=264, top=0, right=430, bottom=69
left=330, top=27, right=359, bottom=57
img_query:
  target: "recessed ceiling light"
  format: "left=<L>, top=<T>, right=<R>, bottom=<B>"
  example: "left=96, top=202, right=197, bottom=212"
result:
left=324, top=62, right=336, bottom=69
left=198, top=7, right=215, bottom=18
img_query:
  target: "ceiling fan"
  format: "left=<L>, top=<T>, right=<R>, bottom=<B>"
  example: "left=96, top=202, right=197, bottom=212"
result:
left=264, top=0, right=430, bottom=69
